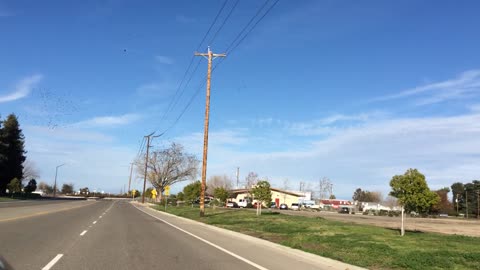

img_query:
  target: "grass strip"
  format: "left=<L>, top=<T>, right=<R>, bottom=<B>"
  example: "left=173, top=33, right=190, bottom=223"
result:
left=153, top=205, right=480, bottom=270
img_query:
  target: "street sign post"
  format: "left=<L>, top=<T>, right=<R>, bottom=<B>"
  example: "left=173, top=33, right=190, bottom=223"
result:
left=164, top=186, right=170, bottom=211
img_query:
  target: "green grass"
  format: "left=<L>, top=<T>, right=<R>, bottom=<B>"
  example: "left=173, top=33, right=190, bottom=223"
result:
left=153, top=206, right=480, bottom=270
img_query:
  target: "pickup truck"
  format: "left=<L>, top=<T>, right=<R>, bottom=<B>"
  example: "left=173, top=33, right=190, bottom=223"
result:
left=237, top=199, right=250, bottom=208
left=304, top=203, right=322, bottom=211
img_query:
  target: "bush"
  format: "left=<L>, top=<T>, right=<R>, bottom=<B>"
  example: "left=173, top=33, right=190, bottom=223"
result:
left=362, top=211, right=369, bottom=215
left=379, top=210, right=389, bottom=216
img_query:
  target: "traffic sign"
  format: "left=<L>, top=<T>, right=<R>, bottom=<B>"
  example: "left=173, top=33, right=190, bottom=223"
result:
left=165, top=185, right=170, bottom=196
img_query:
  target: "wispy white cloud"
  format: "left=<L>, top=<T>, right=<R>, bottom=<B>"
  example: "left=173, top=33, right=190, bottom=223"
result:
left=136, top=81, right=175, bottom=98
left=71, top=113, right=142, bottom=128
left=284, top=112, right=385, bottom=136
left=0, top=74, right=43, bottom=103
left=174, top=111, right=480, bottom=198
left=374, top=69, right=480, bottom=105
left=154, top=55, right=174, bottom=65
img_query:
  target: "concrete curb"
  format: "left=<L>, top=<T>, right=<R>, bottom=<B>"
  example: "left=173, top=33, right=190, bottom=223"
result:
left=132, top=202, right=367, bottom=270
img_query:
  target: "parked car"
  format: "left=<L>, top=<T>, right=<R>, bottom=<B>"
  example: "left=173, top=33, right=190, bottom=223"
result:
left=270, top=202, right=277, bottom=208
left=253, top=202, right=265, bottom=208
left=279, top=203, right=288, bottom=210
left=291, top=203, right=300, bottom=210
left=226, top=202, right=238, bottom=208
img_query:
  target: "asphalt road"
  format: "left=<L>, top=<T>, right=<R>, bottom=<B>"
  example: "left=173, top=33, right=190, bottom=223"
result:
left=0, top=199, right=362, bottom=270
left=0, top=200, right=258, bottom=270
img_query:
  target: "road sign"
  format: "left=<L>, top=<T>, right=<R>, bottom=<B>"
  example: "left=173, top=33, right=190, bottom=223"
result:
left=165, top=185, right=170, bottom=196
left=151, top=189, right=157, bottom=199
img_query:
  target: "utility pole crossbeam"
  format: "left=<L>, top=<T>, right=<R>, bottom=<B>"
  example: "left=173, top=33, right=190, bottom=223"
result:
left=141, top=132, right=160, bottom=204
left=195, top=47, right=226, bottom=217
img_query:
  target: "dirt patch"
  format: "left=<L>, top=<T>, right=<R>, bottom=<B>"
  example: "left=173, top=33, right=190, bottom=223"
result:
left=276, top=210, right=480, bottom=237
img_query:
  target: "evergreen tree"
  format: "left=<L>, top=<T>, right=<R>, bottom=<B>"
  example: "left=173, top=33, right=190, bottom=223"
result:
left=0, top=114, right=26, bottom=194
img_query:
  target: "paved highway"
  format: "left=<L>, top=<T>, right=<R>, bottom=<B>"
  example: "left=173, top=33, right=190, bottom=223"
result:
left=0, top=199, right=363, bottom=270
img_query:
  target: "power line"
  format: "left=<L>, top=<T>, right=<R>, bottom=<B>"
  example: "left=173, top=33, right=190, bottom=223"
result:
left=135, top=137, right=146, bottom=160
left=227, top=0, right=280, bottom=55
left=196, top=0, right=229, bottom=50
left=224, top=0, right=271, bottom=52
left=155, top=0, right=229, bottom=130
left=162, top=59, right=202, bottom=123
left=212, top=0, right=279, bottom=71
left=208, top=0, right=240, bottom=45
left=157, top=0, right=280, bottom=136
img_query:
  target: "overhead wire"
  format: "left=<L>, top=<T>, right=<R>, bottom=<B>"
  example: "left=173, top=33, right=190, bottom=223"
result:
left=224, top=0, right=271, bottom=52
left=158, top=0, right=280, bottom=136
left=214, top=0, right=280, bottom=71
left=208, top=0, right=240, bottom=45
left=156, top=0, right=229, bottom=125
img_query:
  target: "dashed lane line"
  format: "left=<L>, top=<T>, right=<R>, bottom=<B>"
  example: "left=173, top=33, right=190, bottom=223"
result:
left=42, top=254, right=63, bottom=270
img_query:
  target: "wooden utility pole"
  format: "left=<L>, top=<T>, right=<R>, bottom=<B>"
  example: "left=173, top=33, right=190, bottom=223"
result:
left=466, top=190, right=468, bottom=219
left=141, top=132, right=159, bottom=204
left=128, top=162, right=134, bottom=194
left=477, top=190, right=479, bottom=219
left=195, top=47, right=226, bottom=217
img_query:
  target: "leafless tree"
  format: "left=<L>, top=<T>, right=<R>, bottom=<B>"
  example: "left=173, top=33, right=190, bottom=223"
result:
left=384, top=195, right=399, bottom=209
left=22, top=159, right=40, bottom=182
left=245, top=172, right=259, bottom=189
left=136, top=142, right=198, bottom=201
left=206, top=174, right=233, bottom=194
left=318, top=177, right=333, bottom=200
left=279, top=178, right=290, bottom=203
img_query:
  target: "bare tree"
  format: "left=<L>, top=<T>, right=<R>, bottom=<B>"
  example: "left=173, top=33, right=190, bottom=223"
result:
left=318, top=177, right=333, bottom=200
left=245, top=172, right=259, bottom=189
left=384, top=195, right=399, bottom=209
left=136, top=142, right=198, bottom=201
left=22, top=159, right=40, bottom=182
left=206, top=174, right=233, bottom=194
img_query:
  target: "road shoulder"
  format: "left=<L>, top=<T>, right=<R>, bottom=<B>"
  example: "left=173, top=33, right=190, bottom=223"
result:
left=132, top=202, right=366, bottom=270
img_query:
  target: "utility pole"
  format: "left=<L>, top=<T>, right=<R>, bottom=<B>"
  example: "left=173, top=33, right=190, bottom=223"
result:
left=195, top=47, right=226, bottom=217
left=128, top=162, right=134, bottom=193
left=474, top=190, right=480, bottom=219
left=53, top=163, right=65, bottom=198
left=466, top=190, right=468, bottom=219
left=456, top=194, right=459, bottom=214
left=236, top=167, right=239, bottom=189
left=141, top=133, right=160, bottom=204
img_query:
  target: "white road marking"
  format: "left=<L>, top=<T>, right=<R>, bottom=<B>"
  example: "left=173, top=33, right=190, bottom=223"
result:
left=80, top=230, right=87, bottom=236
left=99, top=215, right=102, bottom=218
left=134, top=206, right=269, bottom=270
left=93, top=221, right=97, bottom=224
left=42, top=254, right=63, bottom=270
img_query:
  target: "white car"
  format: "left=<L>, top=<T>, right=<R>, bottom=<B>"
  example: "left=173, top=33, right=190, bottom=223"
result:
left=291, top=203, right=300, bottom=210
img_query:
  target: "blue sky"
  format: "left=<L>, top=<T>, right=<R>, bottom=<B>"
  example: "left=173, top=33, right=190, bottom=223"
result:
left=1, top=0, right=480, bottom=199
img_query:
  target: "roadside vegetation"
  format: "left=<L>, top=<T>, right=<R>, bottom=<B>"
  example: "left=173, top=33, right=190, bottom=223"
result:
left=153, top=206, right=480, bottom=270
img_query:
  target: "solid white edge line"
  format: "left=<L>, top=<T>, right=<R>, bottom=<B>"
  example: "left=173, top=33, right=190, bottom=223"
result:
left=134, top=205, right=269, bottom=270
left=42, top=254, right=63, bottom=270
left=80, top=230, right=87, bottom=236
